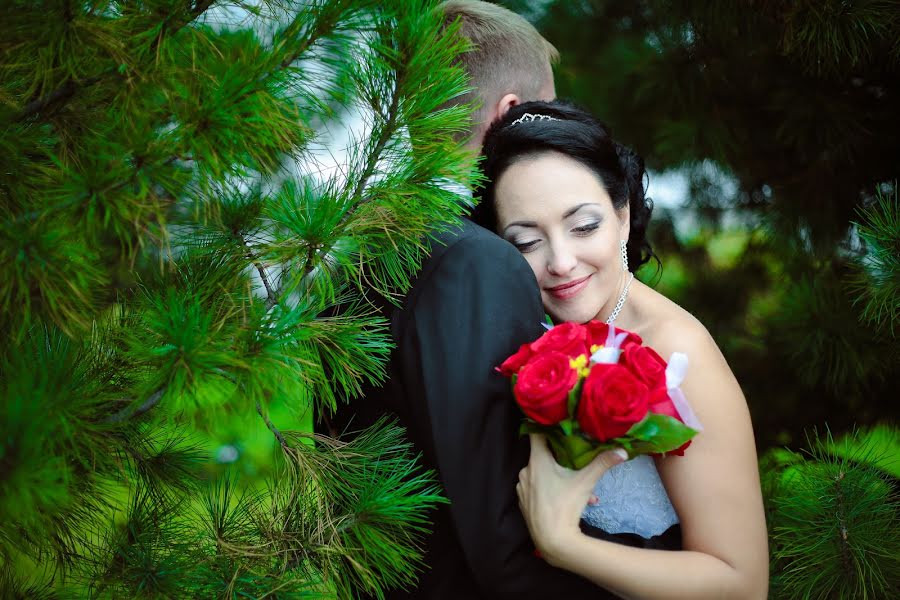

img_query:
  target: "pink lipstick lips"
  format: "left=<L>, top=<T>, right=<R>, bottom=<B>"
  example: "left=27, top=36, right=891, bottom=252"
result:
left=546, top=274, right=592, bottom=300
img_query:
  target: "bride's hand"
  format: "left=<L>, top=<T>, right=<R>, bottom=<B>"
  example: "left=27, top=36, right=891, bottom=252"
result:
left=516, top=434, right=627, bottom=565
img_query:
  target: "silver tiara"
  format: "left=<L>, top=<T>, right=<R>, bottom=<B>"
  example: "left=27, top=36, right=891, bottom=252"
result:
left=510, top=113, right=560, bottom=126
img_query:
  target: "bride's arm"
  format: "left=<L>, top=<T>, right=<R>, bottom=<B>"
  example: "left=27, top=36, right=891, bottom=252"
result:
left=518, top=324, right=769, bottom=600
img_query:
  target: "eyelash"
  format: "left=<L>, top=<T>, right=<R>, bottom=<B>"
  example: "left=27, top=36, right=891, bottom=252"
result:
left=573, top=222, right=600, bottom=235
left=513, top=222, right=600, bottom=252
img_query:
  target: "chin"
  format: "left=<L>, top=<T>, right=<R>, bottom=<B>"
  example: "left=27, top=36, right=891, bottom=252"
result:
left=546, top=304, right=598, bottom=325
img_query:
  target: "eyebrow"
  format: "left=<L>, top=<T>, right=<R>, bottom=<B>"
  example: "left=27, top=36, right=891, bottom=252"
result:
left=503, top=203, right=601, bottom=234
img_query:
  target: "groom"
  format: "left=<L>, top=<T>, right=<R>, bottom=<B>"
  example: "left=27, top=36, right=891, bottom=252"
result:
left=327, top=2, right=617, bottom=598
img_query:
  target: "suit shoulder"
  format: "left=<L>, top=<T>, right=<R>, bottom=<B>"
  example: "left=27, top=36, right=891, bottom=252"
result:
left=404, top=222, right=539, bottom=314
left=431, top=222, right=526, bottom=272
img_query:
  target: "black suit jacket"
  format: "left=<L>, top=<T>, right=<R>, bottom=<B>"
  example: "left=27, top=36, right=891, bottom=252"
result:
left=329, top=220, right=620, bottom=599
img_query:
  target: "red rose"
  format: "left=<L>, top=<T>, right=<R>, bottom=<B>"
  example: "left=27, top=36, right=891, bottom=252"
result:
left=577, top=363, right=649, bottom=441
left=514, top=351, right=578, bottom=425
left=584, top=321, right=643, bottom=351
left=530, top=322, right=590, bottom=359
left=622, top=345, right=667, bottom=390
left=648, top=387, right=692, bottom=456
left=498, top=342, right=534, bottom=376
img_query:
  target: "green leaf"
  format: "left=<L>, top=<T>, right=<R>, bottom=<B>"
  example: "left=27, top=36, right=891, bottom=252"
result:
left=566, top=379, right=582, bottom=418
left=545, top=431, right=609, bottom=470
left=520, top=420, right=557, bottom=437
left=625, top=413, right=698, bottom=454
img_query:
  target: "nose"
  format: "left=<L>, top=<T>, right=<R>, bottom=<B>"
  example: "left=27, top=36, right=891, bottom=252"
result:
left=546, top=240, right=577, bottom=277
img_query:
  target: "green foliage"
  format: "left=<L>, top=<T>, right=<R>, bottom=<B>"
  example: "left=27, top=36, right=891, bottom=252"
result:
left=827, top=424, right=900, bottom=479
left=0, top=219, right=109, bottom=340
left=272, top=423, right=448, bottom=598
left=57, top=419, right=439, bottom=599
left=771, top=270, right=894, bottom=395
left=762, top=428, right=900, bottom=599
left=852, top=183, right=900, bottom=334
left=1, top=0, right=474, bottom=596
left=781, top=0, right=900, bottom=77
left=1, top=327, right=125, bottom=568
left=0, top=569, right=64, bottom=600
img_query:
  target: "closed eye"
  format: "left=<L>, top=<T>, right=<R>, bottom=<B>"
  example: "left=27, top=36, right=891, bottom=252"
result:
left=572, top=222, right=600, bottom=235
left=513, top=239, right=540, bottom=253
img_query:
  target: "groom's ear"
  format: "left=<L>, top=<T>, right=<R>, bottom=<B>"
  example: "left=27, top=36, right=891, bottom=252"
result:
left=494, top=93, right=521, bottom=121
left=469, top=93, right=522, bottom=151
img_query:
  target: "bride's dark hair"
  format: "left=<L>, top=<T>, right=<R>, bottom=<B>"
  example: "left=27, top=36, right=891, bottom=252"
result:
left=473, top=100, right=656, bottom=273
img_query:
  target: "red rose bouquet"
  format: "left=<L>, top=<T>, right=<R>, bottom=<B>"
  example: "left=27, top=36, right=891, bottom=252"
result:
left=498, top=321, right=702, bottom=469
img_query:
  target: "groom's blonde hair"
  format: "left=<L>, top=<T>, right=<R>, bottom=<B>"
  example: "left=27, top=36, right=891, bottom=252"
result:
left=439, top=1, right=558, bottom=130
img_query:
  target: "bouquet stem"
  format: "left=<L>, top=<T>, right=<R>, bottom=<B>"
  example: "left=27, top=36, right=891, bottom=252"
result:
left=547, top=433, right=608, bottom=470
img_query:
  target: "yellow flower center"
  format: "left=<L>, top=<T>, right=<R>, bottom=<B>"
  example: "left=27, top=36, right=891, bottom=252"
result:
left=570, top=354, right=591, bottom=378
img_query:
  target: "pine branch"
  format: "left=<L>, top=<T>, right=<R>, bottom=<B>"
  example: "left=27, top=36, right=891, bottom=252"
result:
left=342, top=73, right=404, bottom=227
left=832, top=469, right=852, bottom=576
left=104, top=388, right=166, bottom=424
left=270, top=1, right=351, bottom=75
left=238, top=234, right=279, bottom=310
left=273, top=420, right=447, bottom=595
left=214, top=0, right=362, bottom=116
left=11, top=154, right=185, bottom=227
left=191, top=0, right=217, bottom=18
left=12, top=76, right=99, bottom=123
left=300, top=45, right=407, bottom=282
left=8, top=0, right=216, bottom=123
left=765, top=428, right=900, bottom=599
left=256, top=399, right=287, bottom=448
left=851, top=184, right=900, bottom=334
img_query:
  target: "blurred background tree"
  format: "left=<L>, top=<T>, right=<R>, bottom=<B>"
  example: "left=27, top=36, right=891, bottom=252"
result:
left=503, top=0, right=900, bottom=452
left=0, top=0, right=477, bottom=597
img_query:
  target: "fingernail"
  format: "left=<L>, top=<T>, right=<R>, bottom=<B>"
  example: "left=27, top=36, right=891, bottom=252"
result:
left=613, top=448, right=628, bottom=461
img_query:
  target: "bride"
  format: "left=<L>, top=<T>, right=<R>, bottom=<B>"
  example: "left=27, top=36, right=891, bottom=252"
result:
left=473, top=101, right=769, bottom=599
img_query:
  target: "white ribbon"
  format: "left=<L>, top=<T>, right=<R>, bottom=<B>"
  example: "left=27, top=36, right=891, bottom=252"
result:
left=665, top=352, right=702, bottom=431
left=665, top=352, right=688, bottom=388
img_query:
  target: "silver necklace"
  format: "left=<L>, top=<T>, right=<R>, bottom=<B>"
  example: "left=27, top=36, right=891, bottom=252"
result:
left=605, top=272, right=635, bottom=324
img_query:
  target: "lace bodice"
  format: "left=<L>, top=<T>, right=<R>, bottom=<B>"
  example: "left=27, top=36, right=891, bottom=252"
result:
left=580, top=454, right=679, bottom=538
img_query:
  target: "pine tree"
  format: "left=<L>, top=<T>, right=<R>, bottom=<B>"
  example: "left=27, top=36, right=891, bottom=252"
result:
left=0, top=0, right=477, bottom=596
left=762, top=428, right=900, bottom=599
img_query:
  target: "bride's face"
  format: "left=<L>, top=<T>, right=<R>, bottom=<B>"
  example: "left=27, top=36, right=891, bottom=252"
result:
left=494, top=151, right=629, bottom=324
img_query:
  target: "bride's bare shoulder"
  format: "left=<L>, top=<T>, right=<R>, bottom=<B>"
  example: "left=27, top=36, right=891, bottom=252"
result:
left=636, top=287, right=719, bottom=361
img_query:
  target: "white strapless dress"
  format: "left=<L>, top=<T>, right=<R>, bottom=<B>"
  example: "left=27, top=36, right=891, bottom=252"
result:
left=580, top=454, right=679, bottom=538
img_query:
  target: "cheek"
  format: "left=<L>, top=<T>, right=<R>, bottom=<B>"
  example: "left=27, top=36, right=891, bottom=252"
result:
left=581, top=233, right=619, bottom=272
left=523, top=252, right=544, bottom=282
left=600, top=239, right=620, bottom=267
